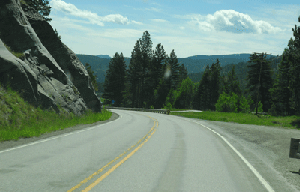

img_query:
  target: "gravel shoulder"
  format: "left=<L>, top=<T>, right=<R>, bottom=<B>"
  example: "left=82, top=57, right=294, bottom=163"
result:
left=0, top=112, right=119, bottom=152
left=188, top=118, right=300, bottom=192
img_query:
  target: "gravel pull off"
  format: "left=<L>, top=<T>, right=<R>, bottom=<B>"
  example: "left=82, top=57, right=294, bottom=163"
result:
left=191, top=119, right=300, bottom=192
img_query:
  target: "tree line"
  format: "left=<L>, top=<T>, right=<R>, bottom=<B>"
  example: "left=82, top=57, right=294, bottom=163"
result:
left=102, top=15, right=300, bottom=116
left=102, top=31, right=188, bottom=109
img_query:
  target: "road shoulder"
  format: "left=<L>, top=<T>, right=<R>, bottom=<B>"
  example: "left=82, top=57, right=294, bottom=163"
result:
left=0, top=112, right=119, bottom=152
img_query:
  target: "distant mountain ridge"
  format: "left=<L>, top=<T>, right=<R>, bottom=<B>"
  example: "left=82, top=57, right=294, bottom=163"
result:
left=76, top=53, right=281, bottom=83
left=96, top=55, right=111, bottom=58
left=188, top=53, right=251, bottom=59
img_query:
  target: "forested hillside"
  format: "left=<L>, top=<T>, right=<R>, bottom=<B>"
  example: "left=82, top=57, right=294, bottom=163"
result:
left=76, top=55, right=130, bottom=83
left=77, top=54, right=279, bottom=84
left=80, top=15, right=299, bottom=117
left=189, top=55, right=283, bottom=98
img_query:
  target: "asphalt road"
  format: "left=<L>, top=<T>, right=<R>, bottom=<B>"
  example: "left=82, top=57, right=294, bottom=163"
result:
left=0, top=109, right=298, bottom=191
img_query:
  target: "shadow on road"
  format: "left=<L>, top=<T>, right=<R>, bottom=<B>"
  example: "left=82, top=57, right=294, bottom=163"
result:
left=290, top=170, right=300, bottom=175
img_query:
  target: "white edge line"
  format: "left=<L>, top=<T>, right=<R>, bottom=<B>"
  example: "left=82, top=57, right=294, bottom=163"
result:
left=0, top=114, right=122, bottom=154
left=188, top=119, right=275, bottom=192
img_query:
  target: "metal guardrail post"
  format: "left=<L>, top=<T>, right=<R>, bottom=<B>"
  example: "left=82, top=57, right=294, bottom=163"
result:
left=289, top=138, right=300, bottom=174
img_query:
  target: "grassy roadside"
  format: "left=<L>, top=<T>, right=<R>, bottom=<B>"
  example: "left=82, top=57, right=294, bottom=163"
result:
left=0, top=83, right=112, bottom=142
left=170, top=111, right=300, bottom=129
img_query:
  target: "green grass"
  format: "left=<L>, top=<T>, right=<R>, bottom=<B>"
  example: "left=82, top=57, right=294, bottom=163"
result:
left=170, top=111, right=300, bottom=129
left=0, top=82, right=112, bottom=142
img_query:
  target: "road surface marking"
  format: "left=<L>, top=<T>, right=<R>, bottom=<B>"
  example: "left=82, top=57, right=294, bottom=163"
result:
left=189, top=119, right=275, bottom=192
left=68, top=114, right=158, bottom=192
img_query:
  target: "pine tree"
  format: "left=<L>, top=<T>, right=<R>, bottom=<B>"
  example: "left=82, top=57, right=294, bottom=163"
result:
left=178, top=63, right=188, bottom=85
left=102, top=52, right=127, bottom=107
left=290, top=21, right=300, bottom=115
left=209, top=59, right=222, bottom=110
left=270, top=47, right=293, bottom=115
left=228, top=65, right=242, bottom=96
left=195, top=65, right=211, bottom=110
left=127, top=40, right=143, bottom=108
left=22, top=0, right=52, bottom=22
left=103, top=60, right=115, bottom=105
left=246, top=52, right=273, bottom=114
left=84, top=63, right=98, bottom=92
left=167, top=49, right=181, bottom=90
left=146, top=43, right=167, bottom=107
left=114, top=52, right=127, bottom=107
left=153, top=77, right=169, bottom=109
left=220, top=65, right=243, bottom=112
left=139, top=31, right=153, bottom=108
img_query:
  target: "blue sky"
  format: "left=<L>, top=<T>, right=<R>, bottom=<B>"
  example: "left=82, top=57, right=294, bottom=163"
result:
left=48, top=0, right=300, bottom=58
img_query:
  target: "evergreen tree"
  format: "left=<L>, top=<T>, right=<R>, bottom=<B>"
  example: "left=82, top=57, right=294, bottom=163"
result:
left=270, top=47, right=293, bottom=115
left=84, top=63, right=98, bottom=92
left=127, top=40, right=143, bottom=108
left=209, top=59, right=222, bottom=110
left=167, top=49, right=181, bottom=90
left=102, top=52, right=127, bottom=107
left=220, top=65, right=244, bottom=112
left=221, top=75, right=230, bottom=95
left=228, top=65, right=242, bottom=96
left=290, top=21, right=300, bottom=115
left=178, top=63, right=188, bottom=84
left=246, top=52, right=273, bottom=114
left=22, top=0, right=52, bottom=22
left=195, top=65, right=211, bottom=110
left=114, top=52, right=127, bottom=106
left=103, top=61, right=115, bottom=105
left=153, top=77, right=169, bottom=109
left=146, top=43, right=167, bottom=107
left=140, top=31, right=153, bottom=108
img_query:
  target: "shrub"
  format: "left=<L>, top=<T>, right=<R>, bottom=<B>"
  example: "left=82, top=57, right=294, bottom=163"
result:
left=215, top=91, right=250, bottom=113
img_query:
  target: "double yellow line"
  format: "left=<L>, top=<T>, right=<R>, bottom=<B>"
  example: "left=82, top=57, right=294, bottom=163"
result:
left=68, top=114, right=158, bottom=192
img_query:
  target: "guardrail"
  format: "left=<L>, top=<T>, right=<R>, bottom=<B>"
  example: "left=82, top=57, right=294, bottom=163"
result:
left=105, top=106, right=170, bottom=115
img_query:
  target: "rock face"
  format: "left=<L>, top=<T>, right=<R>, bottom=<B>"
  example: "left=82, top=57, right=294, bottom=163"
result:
left=0, top=0, right=101, bottom=116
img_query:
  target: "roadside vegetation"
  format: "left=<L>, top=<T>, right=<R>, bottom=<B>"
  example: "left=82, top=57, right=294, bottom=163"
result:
left=170, top=110, right=300, bottom=129
left=0, top=82, right=112, bottom=142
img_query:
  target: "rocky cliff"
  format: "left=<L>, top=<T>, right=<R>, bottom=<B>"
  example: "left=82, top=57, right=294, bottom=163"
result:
left=0, top=0, right=101, bottom=117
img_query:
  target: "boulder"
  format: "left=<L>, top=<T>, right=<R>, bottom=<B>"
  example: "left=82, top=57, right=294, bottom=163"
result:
left=0, top=0, right=101, bottom=117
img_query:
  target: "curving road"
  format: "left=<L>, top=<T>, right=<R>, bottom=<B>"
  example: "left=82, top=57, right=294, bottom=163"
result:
left=0, top=109, right=296, bottom=191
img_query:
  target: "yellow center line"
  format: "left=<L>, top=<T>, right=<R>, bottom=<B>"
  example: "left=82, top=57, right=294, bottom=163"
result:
left=82, top=128, right=157, bottom=192
left=68, top=114, right=158, bottom=192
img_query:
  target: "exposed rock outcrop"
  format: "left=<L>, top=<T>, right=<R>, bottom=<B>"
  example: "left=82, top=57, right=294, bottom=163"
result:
left=0, top=0, right=101, bottom=116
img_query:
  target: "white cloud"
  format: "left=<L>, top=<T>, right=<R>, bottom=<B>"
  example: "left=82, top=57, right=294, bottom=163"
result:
left=185, top=10, right=285, bottom=34
left=151, top=2, right=161, bottom=6
left=130, top=20, right=144, bottom=25
left=145, top=7, right=161, bottom=12
left=50, top=0, right=129, bottom=25
left=151, top=19, right=168, bottom=22
left=101, top=14, right=129, bottom=25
